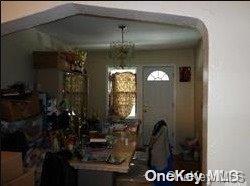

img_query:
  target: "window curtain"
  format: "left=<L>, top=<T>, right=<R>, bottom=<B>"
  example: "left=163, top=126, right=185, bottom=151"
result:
left=111, top=72, right=136, bottom=119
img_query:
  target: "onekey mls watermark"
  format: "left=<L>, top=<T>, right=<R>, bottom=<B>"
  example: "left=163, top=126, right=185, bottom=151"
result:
left=145, top=169, right=247, bottom=185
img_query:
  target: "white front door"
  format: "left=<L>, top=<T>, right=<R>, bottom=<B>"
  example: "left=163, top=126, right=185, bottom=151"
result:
left=142, top=66, right=175, bottom=146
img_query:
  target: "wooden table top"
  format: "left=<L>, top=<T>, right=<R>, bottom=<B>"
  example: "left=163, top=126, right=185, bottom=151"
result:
left=70, top=130, right=138, bottom=173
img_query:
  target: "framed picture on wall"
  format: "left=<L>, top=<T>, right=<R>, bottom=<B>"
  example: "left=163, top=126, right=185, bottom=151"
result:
left=179, top=66, right=191, bottom=82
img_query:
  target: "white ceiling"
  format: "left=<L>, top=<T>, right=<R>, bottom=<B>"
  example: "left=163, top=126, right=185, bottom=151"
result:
left=35, top=15, right=201, bottom=50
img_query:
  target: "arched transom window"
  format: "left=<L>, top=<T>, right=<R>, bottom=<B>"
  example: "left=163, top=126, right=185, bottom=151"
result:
left=147, top=70, right=169, bottom=81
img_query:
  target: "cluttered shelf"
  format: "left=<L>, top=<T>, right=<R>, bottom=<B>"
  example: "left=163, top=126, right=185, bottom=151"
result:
left=0, top=84, right=46, bottom=186
left=33, top=51, right=87, bottom=74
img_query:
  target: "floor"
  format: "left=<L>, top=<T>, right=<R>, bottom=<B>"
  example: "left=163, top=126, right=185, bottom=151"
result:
left=116, top=155, right=201, bottom=186
left=174, top=155, right=201, bottom=186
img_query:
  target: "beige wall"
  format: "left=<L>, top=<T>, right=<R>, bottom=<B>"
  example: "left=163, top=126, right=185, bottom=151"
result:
left=1, top=29, right=71, bottom=88
left=86, top=48, right=196, bottom=151
left=2, top=2, right=250, bottom=183
left=1, top=26, right=197, bottom=152
left=1, top=27, right=197, bottom=152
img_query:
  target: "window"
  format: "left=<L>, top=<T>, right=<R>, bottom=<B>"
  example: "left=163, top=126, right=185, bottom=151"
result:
left=108, top=67, right=137, bottom=119
left=147, top=70, right=169, bottom=81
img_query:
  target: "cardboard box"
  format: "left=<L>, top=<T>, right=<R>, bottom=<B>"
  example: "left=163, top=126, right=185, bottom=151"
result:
left=1, top=151, right=23, bottom=184
left=0, top=92, right=40, bottom=122
left=4, top=169, right=34, bottom=186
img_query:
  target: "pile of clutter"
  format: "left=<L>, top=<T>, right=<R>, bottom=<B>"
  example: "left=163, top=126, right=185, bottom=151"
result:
left=179, top=137, right=200, bottom=162
left=1, top=82, right=32, bottom=97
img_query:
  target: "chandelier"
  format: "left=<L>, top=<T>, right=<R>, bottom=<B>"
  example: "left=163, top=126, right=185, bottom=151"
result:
left=108, top=25, right=135, bottom=68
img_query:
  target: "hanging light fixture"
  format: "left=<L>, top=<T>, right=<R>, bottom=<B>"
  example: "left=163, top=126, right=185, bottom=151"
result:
left=108, top=25, right=135, bottom=68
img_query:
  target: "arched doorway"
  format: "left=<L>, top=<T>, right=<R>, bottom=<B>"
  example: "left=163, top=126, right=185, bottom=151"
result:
left=1, top=2, right=208, bottom=180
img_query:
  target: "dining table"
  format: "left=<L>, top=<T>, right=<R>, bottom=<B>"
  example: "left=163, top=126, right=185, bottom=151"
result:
left=69, top=121, right=140, bottom=186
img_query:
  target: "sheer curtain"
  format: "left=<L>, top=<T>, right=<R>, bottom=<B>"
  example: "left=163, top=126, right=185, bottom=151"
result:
left=111, top=72, right=136, bottom=119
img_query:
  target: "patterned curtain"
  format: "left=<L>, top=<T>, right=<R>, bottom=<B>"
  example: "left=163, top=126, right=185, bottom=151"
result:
left=112, top=72, right=136, bottom=119
left=64, top=73, right=84, bottom=115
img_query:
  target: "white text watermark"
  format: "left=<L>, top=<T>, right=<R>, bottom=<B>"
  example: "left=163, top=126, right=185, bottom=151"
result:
left=145, top=170, right=246, bottom=184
